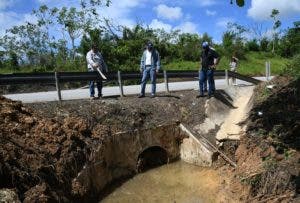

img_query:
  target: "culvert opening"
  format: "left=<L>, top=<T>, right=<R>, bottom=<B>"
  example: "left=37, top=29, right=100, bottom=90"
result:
left=137, top=146, right=168, bottom=173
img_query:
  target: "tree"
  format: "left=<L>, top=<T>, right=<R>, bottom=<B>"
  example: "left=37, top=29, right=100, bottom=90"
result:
left=278, top=23, right=300, bottom=57
left=230, top=0, right=245, bottom=7
left=270, top=9, right=281, bottom=53
left=56, top=7, right=86, bottom=60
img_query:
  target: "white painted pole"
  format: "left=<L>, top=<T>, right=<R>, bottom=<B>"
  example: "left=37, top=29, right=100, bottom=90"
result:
left=117, top=70, right=124, bottom=97
left=163, top=70, right=169, bottom=93
left=55, top=72, right=62, bottom=102
left=265, top=61, right=268, bottom=81
left=225, top=69, right=229, bottom=86
left=268, top=61, right=271, bottom=80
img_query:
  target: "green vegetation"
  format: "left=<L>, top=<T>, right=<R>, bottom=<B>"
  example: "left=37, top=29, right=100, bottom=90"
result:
left=284, top=54, right=300, bottom=79
left=164, top=52, right=289, bottom=76
left=0, top=1, right=299, bottom=76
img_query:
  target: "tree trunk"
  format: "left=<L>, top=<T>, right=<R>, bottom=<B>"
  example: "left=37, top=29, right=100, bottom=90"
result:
left=71, top=37, right=75, bottom=61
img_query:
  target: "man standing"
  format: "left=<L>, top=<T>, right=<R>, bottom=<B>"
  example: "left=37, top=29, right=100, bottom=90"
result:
left=198, top=41, right=219, bottom=98
left=139, top=42, right=160, bottom=98
left=86, top=44, right=108, bottom=99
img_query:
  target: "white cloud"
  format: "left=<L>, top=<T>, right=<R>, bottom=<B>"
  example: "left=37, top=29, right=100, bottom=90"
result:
left=149, top=19, right=172, bottom=32
left=0, top=11, right=37, bottom=36
left=206, top=9, right=216, bottom=16
left=174, top=21, right=198, bottom=34
left=248, top=0, right=300, bottom=21
left=96, top=0, right=144, bottom=29
left=0, top=0, right=18, bottom=10
left=216, top=17, right=234, bottom=28
left=198, top=0, right=216, bottom=7
left=155, top=4, right=183, bottom=20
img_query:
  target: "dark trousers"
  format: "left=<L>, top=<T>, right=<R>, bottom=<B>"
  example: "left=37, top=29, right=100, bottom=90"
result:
left=199, top=69, right=215, bottom=96
left=89, top=80, right=102, bottom=97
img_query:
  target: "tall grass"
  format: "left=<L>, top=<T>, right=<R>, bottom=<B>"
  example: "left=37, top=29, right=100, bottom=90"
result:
left=163, top=52, right=290, bottom=76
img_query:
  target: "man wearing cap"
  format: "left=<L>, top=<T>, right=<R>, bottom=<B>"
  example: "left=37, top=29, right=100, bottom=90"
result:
left=86, top=44, right=108, bottom=99
left=138, top=42, right=161, bottom=98
left=198, top=41, right=219, bottom=98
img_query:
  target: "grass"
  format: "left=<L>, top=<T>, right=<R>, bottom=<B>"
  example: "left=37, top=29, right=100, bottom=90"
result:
left=163, top=51, right=290, bottom=76
left=0, top=51, right=291, bottom=76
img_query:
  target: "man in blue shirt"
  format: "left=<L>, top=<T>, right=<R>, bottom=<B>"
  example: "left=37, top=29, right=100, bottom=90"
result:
left=198, top=41, right=219, bottom=98
left=138, top=42, right=161, bottom=98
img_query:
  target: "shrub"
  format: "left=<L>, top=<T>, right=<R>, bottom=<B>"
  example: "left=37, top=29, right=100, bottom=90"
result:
left=283, top=54, right=300, bottom=78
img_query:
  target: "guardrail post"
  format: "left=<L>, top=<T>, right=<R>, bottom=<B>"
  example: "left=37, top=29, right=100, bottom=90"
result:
left=163, top=70, right=169, bottom=93
left=268, top=61, right=271, bottom=81
left=265, top=61, right=268, bottom=81
left=55, top=72, right=62, bottom=102
left=117, top=70, right=124, bottom=97
left=225, top=69, right=229, bottom=86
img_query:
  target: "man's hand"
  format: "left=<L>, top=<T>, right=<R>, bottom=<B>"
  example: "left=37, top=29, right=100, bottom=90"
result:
left=211, top=64, right=217, bottom=70
left=140, top=69, right=143, bottom=73
left=156, top=69, right=159, bottom=73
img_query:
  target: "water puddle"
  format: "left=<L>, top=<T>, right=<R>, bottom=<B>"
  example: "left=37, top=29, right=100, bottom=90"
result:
left=101, top=161, right=222, bottom=203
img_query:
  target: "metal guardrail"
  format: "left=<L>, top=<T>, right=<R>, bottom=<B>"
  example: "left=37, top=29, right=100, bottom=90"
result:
left=0, top=70, right=230, bottom=85
left=0, top=70, right=261, bottom=101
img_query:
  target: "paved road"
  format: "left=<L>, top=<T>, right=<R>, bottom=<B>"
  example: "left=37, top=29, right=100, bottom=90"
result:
left=4, top=77, right=270, bottom=103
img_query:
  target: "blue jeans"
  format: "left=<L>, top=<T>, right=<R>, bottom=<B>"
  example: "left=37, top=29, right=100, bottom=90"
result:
left=141, top=67, right=156, bottom=95
left=199, top=69, right=215, bottom=95
left=89, top=80, right=102, bottom=97
left=88, top=70, right=102, bottom=97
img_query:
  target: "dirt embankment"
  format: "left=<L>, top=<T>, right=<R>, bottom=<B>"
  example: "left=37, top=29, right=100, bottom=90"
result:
left=234, top=76, right=300, bottom=202
left=0, top=91, right=207, bottom=202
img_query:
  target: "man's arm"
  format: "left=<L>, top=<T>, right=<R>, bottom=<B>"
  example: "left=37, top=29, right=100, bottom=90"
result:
left=99, top=53, right=108, bottom=72
left=140, top=51, right=145, bottom=72
left=212, top=50, right=220, bottom=69
left=86, top=52, right=97, bottom=70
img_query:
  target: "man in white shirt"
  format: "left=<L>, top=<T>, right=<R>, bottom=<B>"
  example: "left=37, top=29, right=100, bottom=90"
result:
left=139, top=42, right=160, bottom=98
left=86, top=44, right=108, bottom=99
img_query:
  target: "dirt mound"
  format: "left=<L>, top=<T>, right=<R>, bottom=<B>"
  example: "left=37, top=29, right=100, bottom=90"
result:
left=0, top=96, right=94, bottom=202
left=1, top=90, right=207, bottom=202
left=235, top=76, right=300, bottom=202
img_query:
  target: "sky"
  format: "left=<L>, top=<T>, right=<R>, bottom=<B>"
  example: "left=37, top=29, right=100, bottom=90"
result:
left=0, top=0, right=300, bottom=43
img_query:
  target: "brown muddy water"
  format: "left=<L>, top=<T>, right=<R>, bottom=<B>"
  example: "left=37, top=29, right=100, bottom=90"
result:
left=101, top=161, right=222, bottom=203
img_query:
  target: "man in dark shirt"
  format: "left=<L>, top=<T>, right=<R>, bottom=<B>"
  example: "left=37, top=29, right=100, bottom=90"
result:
left=198, top=41, right=219, bottom=98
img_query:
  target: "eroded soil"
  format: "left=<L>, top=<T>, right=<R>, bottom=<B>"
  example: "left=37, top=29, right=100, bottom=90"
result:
left=233, top=76, right=300, bottom=202
left=0, top=90, right=207, bottom=202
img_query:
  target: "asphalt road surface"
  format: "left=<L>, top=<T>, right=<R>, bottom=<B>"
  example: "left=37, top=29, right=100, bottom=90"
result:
left=4, top=77, right=269, bottom=103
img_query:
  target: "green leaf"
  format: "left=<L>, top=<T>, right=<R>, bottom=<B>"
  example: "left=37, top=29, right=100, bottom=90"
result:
left=236, top=0, right=244, bottom=7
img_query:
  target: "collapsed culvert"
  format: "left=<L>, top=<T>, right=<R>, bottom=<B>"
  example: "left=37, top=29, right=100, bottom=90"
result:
left=0, top=86, right=256, bottom=202
left=71, top=86, right=255, bottom=202
left=136, top=146, right=168, bottom=172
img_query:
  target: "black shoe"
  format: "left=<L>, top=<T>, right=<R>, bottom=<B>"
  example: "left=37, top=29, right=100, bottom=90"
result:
left=150, top=94, right=155, bottom=98
left=208, top=94, right=214, bottom=98
left=138, top=94, right=145, bottom=98
left=196, top=94, right=205, bottom=98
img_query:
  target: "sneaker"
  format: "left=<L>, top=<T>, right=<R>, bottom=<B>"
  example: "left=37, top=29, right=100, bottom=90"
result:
left=196, top=94, right=205, bottom=98
left=97, top=94, right=102, bottom=99
left=138, top=94, right=145, bottom=98
left=208, top=94, right=214, bottom=98
left=90, top=96, right=96, bottom=100
left=150, top=94, right=155, bottom=98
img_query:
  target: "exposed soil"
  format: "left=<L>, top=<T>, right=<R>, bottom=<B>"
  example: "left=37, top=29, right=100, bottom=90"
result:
left=0, top=90, right=207, bottom=202
left=233, top=76, right=300, bottom=202
left=3, top=75, right=299, bottom=202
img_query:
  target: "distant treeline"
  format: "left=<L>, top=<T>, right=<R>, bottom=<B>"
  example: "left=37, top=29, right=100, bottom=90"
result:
left=0, top=1, right=299, bottom=73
